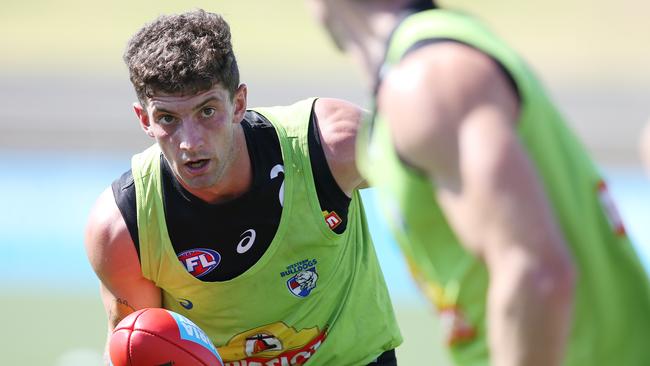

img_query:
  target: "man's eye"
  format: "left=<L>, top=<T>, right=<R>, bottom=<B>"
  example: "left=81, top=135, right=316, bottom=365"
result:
left=201, top=107, right=215, bottom=118
left=158, top=115, right=176, bottom=125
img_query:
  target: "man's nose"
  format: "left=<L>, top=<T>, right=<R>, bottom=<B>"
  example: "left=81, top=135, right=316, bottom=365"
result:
left=178, top=119, right=205, bottom=152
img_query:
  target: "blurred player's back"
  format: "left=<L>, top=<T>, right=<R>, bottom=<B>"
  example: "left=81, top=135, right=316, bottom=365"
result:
left=307, top=1, right=650, bottom=365
left=360, top=9, right=650, bottom=365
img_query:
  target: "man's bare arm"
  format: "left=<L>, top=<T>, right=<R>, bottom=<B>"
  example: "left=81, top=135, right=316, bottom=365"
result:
left=379, top=42, right=576, bottom=366
left=85, top=187, right=162, bottom=365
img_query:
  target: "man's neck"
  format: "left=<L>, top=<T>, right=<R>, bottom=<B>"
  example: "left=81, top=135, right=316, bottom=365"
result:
left=348, top=9, right=419, bottom=85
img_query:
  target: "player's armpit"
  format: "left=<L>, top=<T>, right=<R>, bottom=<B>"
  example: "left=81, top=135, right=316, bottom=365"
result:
left=313, top=97, right=367, bottom=197
left=355, top=179, right=370, bottom=190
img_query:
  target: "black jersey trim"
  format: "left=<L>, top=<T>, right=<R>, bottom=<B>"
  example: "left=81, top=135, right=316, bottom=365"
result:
left=308, top=104, right=351, bottom=234
left=111, top=169, right=141, bottom=259
left=308, top=107, right=350, bottom=202
left=366, top=349, right=397, bottom=366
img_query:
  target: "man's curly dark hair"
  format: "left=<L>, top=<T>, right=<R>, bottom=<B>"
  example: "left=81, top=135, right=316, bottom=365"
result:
left=124, top=9, right=240, bottom=105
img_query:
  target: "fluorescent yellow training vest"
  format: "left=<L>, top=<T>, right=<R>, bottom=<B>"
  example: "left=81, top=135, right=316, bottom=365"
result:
left=132, top=98, right=402, bottom=366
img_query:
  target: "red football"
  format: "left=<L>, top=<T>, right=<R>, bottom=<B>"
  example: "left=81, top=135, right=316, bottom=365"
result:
left=109, top=308, right=223, bottom=366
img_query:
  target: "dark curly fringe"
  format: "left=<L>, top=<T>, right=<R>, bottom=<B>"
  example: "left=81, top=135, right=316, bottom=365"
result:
left=124, top=9, right=239, bottom=105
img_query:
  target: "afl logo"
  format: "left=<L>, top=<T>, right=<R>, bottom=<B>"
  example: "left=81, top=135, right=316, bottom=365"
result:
left=178, top=248, right=221, bottom=278
left=287, top=268, right=318, bottom=298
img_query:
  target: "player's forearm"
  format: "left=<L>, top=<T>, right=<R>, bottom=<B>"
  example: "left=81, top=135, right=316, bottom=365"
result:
left=103, top=327, right=113, bottom=366
left=487, top=249, right=575, bottom=366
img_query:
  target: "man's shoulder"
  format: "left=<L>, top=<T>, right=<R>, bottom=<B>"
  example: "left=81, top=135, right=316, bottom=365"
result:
left=400, top=41, right=500, bottom=81
left=85, top=187, right=134, bottom=257
left=250, top=98, right=317, bottom=129
left=85, top=185, right=143, bottom=291
left=112, top=169, right=135, bottom=195
left=243, top=110, right=275, bottom=129
left=312, top=98, right=362, bottom=121
left=250, top=98, right=317, bottom=112
left=383, top=41, right=515, bottom=112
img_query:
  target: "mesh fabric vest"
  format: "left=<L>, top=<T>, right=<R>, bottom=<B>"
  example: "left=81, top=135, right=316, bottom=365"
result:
left=133, top=98, right=402, bottom=366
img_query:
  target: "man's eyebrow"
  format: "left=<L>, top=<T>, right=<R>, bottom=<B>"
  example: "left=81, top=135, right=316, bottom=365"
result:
left=152, top=107, right=175, bottom=115
left=192, top=96, right=222, bottom=111
left=150, top=96, right=224, bottom=115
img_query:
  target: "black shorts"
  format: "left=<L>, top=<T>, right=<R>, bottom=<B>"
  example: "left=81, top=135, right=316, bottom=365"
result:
left=367, top=349, right=397, bottom=366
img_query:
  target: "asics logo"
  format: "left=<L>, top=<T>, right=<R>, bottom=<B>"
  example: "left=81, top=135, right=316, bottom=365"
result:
left=237, top=229, right=257, bottom=254
left=179, top=298, right=194, bottom=310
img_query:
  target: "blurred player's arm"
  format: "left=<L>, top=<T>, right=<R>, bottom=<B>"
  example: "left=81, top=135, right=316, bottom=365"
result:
left=378, top=42, right=576, bottom=366
left=85, top=187, right=162, bottom=365
left=313, top=97, right=370, bottom=193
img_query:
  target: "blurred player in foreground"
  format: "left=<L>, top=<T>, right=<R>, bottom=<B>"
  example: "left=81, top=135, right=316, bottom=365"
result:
left=306, top=0, right=650, bottom=365
left=85, top=9, right=401, bottom=366
left=641, top=120, right=650, bottom=175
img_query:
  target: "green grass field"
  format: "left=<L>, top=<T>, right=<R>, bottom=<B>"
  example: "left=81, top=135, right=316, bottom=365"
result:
left=1, top=292, right=106, bottom=365
left=2, top=293, right=450, bottom=365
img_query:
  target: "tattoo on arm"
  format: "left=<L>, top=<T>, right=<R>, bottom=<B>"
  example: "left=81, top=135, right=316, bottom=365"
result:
left=108, top=297, right=137, bottom=327
left=116, top=298, right=136, bottom=312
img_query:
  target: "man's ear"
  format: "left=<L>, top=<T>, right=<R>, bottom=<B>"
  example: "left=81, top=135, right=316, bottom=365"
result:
left=134, top=103, right=154, bottom=138
left=232, top=84, right=248, bottom=124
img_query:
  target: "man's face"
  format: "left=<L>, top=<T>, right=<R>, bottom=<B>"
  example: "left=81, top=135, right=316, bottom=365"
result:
left=136, top=83, right=247, bottom=191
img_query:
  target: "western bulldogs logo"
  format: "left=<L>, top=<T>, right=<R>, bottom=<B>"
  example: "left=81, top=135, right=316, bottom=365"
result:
left=245, top=333, right=283, bottom=356
left=287, top=268, right=318, bottom=298
left=178, top=248, right=221, bottom=278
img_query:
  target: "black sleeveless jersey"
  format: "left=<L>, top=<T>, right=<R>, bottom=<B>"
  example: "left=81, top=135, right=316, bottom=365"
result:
left=112, top=106, right=351, bottom=282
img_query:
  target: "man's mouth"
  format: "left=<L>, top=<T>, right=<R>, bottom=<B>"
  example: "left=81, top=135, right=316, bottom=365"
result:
left=185, top=159, right=210, bottom=172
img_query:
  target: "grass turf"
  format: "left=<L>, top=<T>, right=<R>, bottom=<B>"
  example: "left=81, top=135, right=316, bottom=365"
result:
left=1, top=292, right=451, bottom=365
